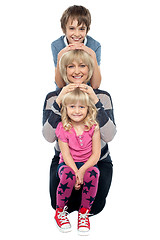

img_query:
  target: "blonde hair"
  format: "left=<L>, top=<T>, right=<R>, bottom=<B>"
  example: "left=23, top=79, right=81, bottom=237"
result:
left=59, top=49, right=94, bottom=84
left=61, top=88, right=98, bottom=131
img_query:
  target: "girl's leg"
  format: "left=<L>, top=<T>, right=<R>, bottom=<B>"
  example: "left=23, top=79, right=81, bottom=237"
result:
left=81, top=166, right=100, bottom=210
left=56, top=165, right=76, bottom=209
left=77, top=166, right=100, bottom=235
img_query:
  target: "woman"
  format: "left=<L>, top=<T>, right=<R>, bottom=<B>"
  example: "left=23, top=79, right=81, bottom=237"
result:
left=42, top=49, right=116, bottom=215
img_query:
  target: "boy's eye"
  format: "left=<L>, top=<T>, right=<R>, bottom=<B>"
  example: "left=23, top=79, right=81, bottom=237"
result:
left=69, top=27, right=75, bottom=30
left=80, top=27, right=86, bottom=31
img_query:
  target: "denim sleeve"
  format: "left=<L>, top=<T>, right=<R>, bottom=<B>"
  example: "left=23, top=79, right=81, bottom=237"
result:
left=95, top=45, right=101, bottom=66
left=51, top=43, right=58, bottom=67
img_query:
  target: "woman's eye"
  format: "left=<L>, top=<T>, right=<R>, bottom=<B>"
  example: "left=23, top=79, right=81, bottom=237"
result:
left=68, top=65, right=74, bottom=68
left=80, top=64, right=86, bottom=68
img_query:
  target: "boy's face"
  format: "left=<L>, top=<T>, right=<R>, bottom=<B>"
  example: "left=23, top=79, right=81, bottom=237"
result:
left=65, top=18, right=87, bottom=44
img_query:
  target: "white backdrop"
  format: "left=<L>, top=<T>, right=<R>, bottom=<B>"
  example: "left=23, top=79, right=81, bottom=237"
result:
left=1, top=0, right=160, bottom=239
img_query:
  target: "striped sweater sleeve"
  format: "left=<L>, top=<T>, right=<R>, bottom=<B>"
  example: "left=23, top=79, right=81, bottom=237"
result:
left=42, top=91, right=61, bottom=143
left=95, top=89, right=117, bottom=142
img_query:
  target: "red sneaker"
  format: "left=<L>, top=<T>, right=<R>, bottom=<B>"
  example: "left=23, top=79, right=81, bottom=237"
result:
left=54, top=206, right=71, bottom=233
left=78, top=208, right=90, bottom=235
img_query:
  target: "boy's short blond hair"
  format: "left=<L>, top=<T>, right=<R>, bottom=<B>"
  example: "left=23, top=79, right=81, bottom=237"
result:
left=60, top=5, right=91, bottom=34
left=59, top=49, right=94, bottom=84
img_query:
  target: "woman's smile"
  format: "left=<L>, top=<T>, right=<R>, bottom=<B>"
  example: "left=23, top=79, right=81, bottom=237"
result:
left=67, top=61, right=89, bottom=84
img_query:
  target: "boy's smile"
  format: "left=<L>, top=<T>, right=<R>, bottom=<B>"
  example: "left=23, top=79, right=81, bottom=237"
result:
left=65, top=18, right=87, bottom=44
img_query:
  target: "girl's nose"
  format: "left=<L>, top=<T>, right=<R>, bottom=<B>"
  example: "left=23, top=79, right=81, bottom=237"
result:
left=75, top=106, right=79, bottom=113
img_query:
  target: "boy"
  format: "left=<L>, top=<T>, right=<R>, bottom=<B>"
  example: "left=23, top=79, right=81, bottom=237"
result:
left=51, top=5, right=101, bottom=89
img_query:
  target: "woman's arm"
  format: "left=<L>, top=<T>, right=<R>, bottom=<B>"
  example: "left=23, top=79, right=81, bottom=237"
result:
left=42, top=84, right=79, bottom=142
left=42, top=91, right=61, bottom=143
left=79, top=85, right=117, bottom=142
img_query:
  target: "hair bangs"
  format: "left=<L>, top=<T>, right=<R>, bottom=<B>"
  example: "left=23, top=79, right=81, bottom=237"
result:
left=63, top=88, right=89, bottom=107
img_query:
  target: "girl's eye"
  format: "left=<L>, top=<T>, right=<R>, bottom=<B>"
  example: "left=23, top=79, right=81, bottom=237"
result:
left=69, top=27, right=75, bottom=30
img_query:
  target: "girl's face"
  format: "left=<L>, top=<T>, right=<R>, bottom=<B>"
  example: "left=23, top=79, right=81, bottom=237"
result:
left=66, top=60, right=89, bottom=84
left=66, top=101, right=88, bottom=124
left=65, top=18, right=87, bottom=44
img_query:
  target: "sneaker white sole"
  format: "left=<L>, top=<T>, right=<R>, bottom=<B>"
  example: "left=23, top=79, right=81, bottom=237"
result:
left=54, top=219, right=72, bottom=233
left=77, top=229, right=90, bottom=236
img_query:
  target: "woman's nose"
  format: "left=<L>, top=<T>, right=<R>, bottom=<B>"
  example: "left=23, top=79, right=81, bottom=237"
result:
left=75, top=66, right=80, bottom=74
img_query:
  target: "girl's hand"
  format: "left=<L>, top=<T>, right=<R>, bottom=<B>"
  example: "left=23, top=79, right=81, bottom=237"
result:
left=74, top=169, right=84, bottom=191
left=74, top=181, right=81, bottom=190
left=56, top=84, right=79, bottom=107
left=79, top=84, right=99, bottom=104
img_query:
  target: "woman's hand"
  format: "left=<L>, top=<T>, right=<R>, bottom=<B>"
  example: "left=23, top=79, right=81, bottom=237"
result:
left=56, top=83, right=79, bottom=107
left=79, top=84, right=99, bottom=104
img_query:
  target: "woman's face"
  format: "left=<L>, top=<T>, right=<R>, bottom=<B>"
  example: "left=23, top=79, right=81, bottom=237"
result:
left=66, top=60, right=89, bottom=84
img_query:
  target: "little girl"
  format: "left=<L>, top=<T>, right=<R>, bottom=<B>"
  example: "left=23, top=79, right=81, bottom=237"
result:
left=55, top=88, right=101, bottom=235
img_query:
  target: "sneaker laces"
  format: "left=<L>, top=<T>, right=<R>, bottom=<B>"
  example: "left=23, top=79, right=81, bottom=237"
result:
left=78, top=210, right=90, bottom=227
left=58, top=206, right=70, bottom=225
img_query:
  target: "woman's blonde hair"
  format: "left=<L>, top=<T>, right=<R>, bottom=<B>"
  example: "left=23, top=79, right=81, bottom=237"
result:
left=61, top=88, right=99, bottom=131
left=59, top=49, right=94, bottom=84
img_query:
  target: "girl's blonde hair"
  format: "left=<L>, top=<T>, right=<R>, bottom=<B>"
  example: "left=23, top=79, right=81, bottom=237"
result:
left=59, top=49, right=94, bottom=84
left=61, top=88, right=99, bottom=131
